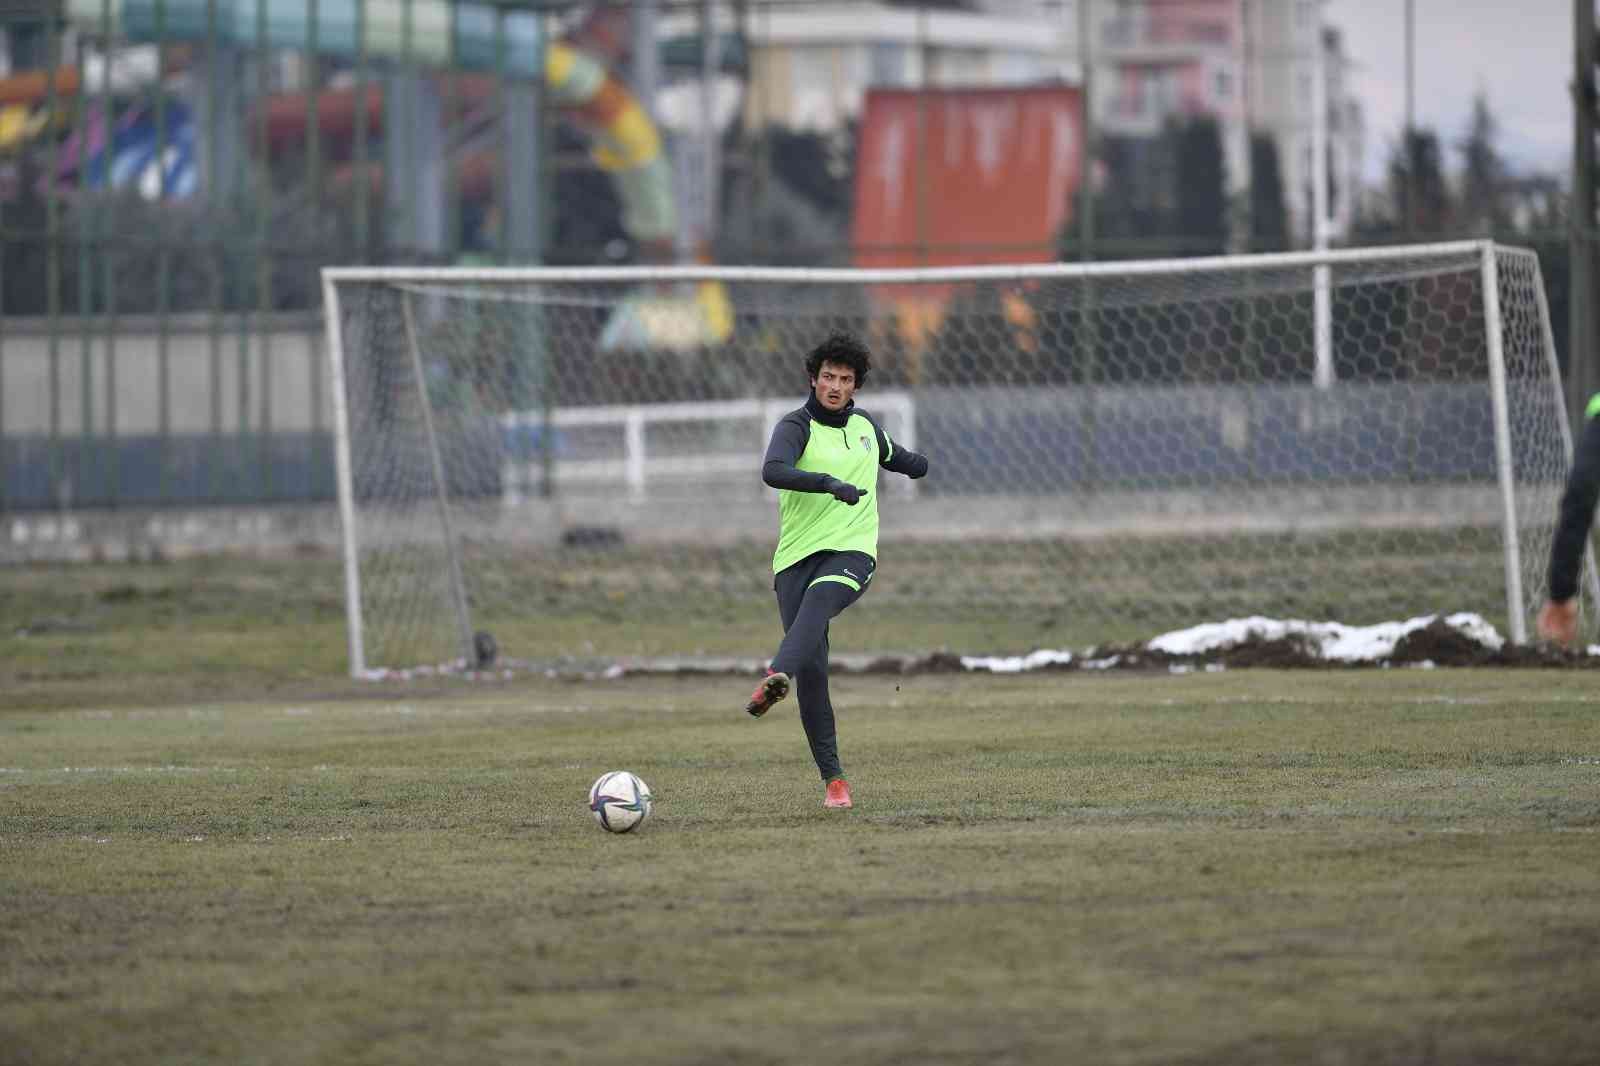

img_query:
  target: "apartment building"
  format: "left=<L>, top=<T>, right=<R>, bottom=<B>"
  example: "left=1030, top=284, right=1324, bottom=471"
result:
left=685, top=2, right=1082, bottom=134
left=656, top=0, right=1360, bottom=246
left=1094, top=0, right=1363, bottom=241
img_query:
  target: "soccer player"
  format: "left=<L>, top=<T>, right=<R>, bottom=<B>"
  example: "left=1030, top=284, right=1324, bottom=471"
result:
left=1537, top=396, right=1600, bottom=646
left=744, top=330, right=930, bottom=809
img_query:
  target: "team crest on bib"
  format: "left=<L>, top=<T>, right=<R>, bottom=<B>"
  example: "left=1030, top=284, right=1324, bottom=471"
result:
left=860, top=435, right=871, bottom=451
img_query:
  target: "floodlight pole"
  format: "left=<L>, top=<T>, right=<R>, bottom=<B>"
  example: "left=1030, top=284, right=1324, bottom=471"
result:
left=632, top=0, right=661, bottom=117
left=1570, top=0, right=1598, bottom=428
left=1311, top=0, right=1332, bottom=389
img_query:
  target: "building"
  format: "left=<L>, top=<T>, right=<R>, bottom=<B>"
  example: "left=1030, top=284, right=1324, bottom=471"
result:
left=655, top=0, right=1361, bottom=250
left=1093, top=0, right=1362, bottom=245
left=656, top=2, right=1081, bottom=135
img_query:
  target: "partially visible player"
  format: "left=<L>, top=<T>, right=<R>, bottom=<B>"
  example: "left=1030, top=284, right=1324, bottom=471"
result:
left=1537, top=395, right=1600, bottom=646
left=743, top=330, right=929, bottom=809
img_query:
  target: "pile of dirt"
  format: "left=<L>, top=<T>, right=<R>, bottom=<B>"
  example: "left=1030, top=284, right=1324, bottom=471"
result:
left=1211, top=633, right=1329, bottom=669
left=875, top=624, right=1598, bottom=676
left=1387, top=618, right=1500, bottom=666
left=370, top=624, right=1600, bottom=683
left=1387, top=618, right=1594, bottom=668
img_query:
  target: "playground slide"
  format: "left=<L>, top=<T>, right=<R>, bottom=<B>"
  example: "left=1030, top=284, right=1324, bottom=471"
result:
left=0, top=60, right=196, bottom=194
left=63, top=0, right=675, bottom=246
left=0, top=104, right=52, bottom=151
left=41, top=100, right=196, bottom=197
left=0, top=47, right=164, bottom=106
left=266, top=45, right=675, bottom=250
left=0, top=67, right=82, bottom=106
left=54, top=0, right=727, bottom=347
left=0, top=50, right=162, bottom=151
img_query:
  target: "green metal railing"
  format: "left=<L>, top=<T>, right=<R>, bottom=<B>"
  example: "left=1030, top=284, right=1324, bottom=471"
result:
left=0, top=0, right=557, bottom=510
left=0, top=1, right=1579, bottom=514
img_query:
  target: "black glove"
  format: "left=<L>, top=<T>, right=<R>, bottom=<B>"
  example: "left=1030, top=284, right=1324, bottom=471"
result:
left=824, top=478, right=867, bottom=505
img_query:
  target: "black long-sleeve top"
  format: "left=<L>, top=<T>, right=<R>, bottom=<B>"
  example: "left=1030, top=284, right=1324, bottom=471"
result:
left=1548, top=409, right=1600, bottom=601
left=761, top=392, right=929, bottom=492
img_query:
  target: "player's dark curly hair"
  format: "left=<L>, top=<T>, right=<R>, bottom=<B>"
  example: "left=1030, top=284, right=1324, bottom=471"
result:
left=804, top=330, right=872, bottom=388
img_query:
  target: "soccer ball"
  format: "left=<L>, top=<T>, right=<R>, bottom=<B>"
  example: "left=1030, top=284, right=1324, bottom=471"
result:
left=588, top=771, right=653, bottom=833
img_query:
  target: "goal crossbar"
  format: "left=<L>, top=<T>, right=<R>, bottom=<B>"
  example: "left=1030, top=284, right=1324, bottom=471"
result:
left=322, top=240, right=1497, bottom=287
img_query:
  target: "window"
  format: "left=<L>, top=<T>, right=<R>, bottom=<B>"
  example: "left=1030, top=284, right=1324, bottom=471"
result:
left=925, top=47, right=984, bottom=88
left=1121, top=72, right=1146, bottom=117
left=789, top=47, right=837, bottom=130
left=995, top=51, right=1048, bottom=86
left=869, top=42, right=906, bottom=88
left=1104, top=0, right=1141, bottom=46
left=1154, top=68, right=1179, bottom=112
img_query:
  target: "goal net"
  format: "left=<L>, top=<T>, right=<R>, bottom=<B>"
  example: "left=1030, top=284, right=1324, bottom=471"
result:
left=322, top=242, right=1585, bottom=677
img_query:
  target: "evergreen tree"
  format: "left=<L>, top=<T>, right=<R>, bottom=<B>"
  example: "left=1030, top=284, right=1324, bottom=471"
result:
left=1059, top=121, right=1228, bottom=261
left=1457, top=92, right=1509, bottom=234
left=1511, top=179, right=1572, bottom=372
left=1058, top=135, right=1179, bottom=261
left=719, top=123, right=853, bottom=265
left=1390, top=126, right=1454, bottom=235
left=1248, top=132, right=1290, bottom=252
left=1173, top=117, right=1228, bottom=255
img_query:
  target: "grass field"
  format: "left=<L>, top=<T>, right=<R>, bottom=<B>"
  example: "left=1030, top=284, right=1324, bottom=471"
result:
left=5, top=661, right=1600, bottom=1064
left=0, top=523, right=1518, bottom=705
left=4, top=556, right=1598, bottom=1064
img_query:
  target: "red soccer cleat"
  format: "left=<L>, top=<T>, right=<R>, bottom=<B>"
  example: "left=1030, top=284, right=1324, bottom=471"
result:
left=745, top=670, right=790, bottom=718
left=823, top=778, right=853, bottom=809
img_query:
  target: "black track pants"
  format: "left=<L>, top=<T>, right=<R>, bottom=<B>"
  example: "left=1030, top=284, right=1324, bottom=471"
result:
left=770, top=550, right=876, bottom=781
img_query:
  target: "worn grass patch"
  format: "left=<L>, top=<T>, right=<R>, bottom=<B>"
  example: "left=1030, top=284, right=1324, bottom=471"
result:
left=0, top=529, right=1515, bottom=712
left=3, top=670, right=1598, bottom=1065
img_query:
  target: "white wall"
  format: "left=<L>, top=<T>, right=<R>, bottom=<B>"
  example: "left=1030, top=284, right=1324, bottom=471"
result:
left=0, top=314, right=329, bottom=436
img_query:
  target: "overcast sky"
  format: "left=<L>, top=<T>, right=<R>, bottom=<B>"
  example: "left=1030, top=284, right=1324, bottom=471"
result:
left=1325, top=0, right=1575, bottom=185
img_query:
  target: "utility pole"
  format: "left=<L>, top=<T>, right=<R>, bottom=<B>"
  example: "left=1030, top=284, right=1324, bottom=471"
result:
left=1571, top=0, right=1599, bottom=426
left=632, top=0, right=661, bottom=117
left=1240, top=0, right=1253, bottom=250
left=1312, top=0, right=1331, bottom=388
left=697, top=0, right=721, bottom=261
left=1077, top=0, right=1095, bottom=262
left=1405, top=0, right=1416, bottom=238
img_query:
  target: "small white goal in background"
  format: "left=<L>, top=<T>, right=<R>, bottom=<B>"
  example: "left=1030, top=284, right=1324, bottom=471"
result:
left=496, top=392, right=916, bottom=505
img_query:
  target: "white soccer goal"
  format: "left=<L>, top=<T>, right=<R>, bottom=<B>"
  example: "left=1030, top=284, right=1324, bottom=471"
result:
left=321, top=241, right=1591, bottom=677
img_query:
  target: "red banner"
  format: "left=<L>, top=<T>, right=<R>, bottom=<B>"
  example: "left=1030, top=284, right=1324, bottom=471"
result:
left=852, top=85, right=1083, bottom=269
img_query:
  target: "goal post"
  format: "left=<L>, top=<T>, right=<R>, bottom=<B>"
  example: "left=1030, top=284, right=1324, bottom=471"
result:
left=321, top=241, right=1589, bottom=677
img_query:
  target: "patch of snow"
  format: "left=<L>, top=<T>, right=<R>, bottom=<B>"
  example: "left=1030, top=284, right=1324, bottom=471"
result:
left=1147, top=612, right=1504, bottom=663
left=960, top=649, right=1074, bottom=673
